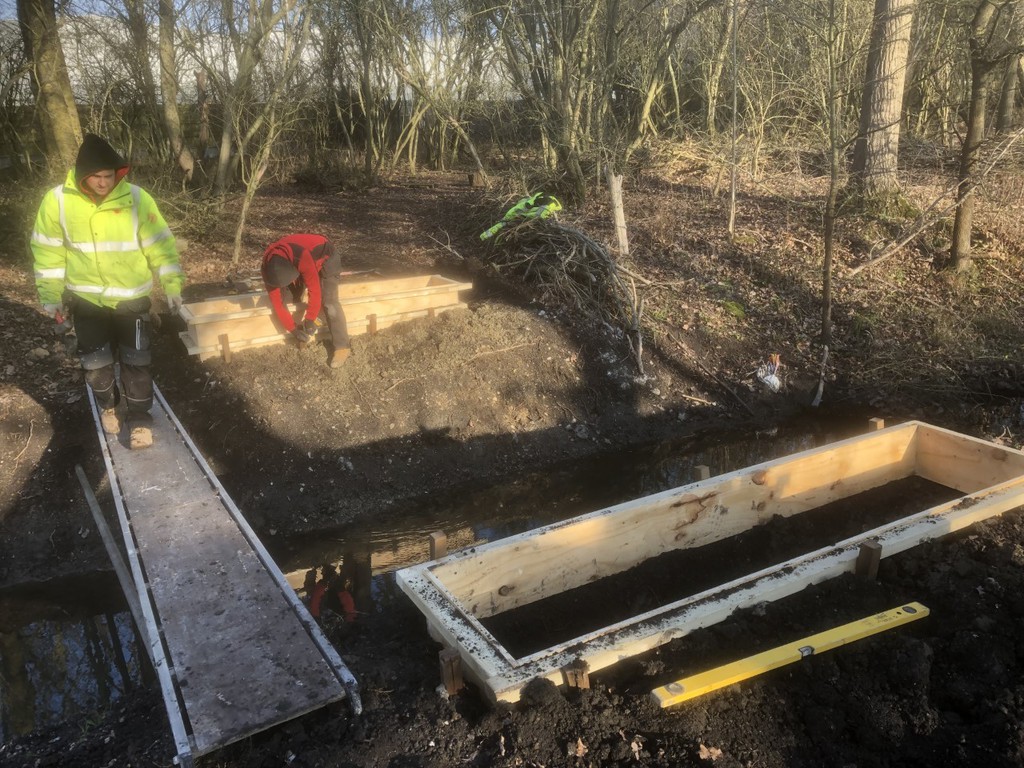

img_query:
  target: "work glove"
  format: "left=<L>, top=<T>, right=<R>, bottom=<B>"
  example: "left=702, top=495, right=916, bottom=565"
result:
left=44, top=304, right=73, bottom=335
left=168, top=294, right=184, bottom=314
left=291, top=326, right=312, bottom=345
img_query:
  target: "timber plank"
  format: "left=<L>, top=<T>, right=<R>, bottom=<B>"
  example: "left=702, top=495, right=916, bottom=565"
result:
left=431, top=423, right=920, bottom=617
left=913, top=422, right=1024, bottom=492
left=180, top=304, right=467, bottom=361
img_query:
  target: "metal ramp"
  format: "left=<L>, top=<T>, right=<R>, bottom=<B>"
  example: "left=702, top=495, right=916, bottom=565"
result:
left=86, top=382, right=360, bottom=767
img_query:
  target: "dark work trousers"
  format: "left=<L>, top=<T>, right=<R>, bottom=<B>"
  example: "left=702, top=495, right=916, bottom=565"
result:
left=289, top=254, right=350, bottom=351
left=71, top=295, right=154, bottom=426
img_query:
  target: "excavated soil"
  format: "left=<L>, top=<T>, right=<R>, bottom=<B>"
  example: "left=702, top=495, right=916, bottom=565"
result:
left=2, top=166, right=1024, bottom=768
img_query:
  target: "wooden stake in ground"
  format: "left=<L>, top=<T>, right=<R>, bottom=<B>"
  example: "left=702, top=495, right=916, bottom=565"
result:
left=606, top=165, right=629, bottom=257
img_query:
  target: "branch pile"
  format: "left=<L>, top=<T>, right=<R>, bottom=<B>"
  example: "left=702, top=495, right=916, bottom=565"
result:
left=483, top=219, right=645, bottom=373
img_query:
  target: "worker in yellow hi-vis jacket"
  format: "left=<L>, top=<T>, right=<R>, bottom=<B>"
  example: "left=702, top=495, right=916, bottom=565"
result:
left=30, top=134, right=185, bottom=450
left=480, top=192, right=562, bottom=241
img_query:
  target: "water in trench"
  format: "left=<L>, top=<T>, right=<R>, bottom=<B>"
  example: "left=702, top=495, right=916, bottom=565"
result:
left=0, top=572, right=148, bottom=744
left=0, top=409, right=876, bottom=740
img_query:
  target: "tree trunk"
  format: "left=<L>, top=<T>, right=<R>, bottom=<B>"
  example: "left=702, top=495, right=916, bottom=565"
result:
left=215, top=99, right=235, bottom=195
left=17, top=0, right=81, bottom=172
left=849, top=0, right=915, bottom=197
left=159, top=0, right=195, bottom=182
left=124, top=0, right=160, bottom=136
left=949, top=1, right=998, bottom=271
left=996, top=53, right=1021, bottom=133
left=704, top=3, right=734, bottom=136
left=360, top=58, right=376, bottom=183
left=195, top=70, right=210, bottom=150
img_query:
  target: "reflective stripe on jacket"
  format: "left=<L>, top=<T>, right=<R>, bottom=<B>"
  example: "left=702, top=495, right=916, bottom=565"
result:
left=31, top=169, right=184, bottom=307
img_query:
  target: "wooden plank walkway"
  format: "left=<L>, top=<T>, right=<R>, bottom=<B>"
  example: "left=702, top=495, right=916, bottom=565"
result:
left=88, top=382, right=360, bottom=766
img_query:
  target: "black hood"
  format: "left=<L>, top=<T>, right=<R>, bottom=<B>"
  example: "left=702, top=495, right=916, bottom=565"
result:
left=262, top=254, right=300, bottom=288
left=75, top=134, right=129, bottom=182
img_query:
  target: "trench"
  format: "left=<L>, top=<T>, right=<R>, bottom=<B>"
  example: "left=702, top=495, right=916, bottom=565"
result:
left=478, top=475, right=960, bottom=659
left=0, top=408, right=880, bottom=740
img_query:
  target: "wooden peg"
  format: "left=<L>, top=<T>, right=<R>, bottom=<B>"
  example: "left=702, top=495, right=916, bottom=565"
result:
left=855, top=539, right=882, bottom=580
left=440, top=648, right=464, bottom=695
left=219, top=333, right=232, bottom=363
left=695, top=465, right=711, bottom=481
left=563, top=659, right=590, bottom=690
left=367, top=314, right=378, bottom=335
left=429, top=531, right=447, bottom=560
left=868, top=418, right=884, bottom=431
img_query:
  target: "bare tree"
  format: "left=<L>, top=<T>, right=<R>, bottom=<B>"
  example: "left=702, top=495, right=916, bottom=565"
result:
left=476, top=0, right=721, bottom=202
left=310, top=0, right=392, bottom=184
left=227, top=3, right=311, bottom=262
left=849, top=0, right=916, bottom=201
left=380, top=0, right=490, bottom=176
left=159, top=0, right=196, bottom=182
left=948, top=0, right=1022, bottom=271
left=17, top=0, right=81, bottom=171
left=905, top=1, right=959, bottom=143
left=0, top=21, right=32, bottom=158
left=995, top=50, right=1021, bottom=131
left=183, top=0, right=311, bottom=196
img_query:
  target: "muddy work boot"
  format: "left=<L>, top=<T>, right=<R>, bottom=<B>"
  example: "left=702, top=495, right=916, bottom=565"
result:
left=329, top=348, right=351, bottom=369
left=100, top=408, right=121, bottom=435
left=129, top=425, right=153, bottom=450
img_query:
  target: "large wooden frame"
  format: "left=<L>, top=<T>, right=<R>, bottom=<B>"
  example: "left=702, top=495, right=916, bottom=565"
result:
left=178, top=275, right=472, bottom=361
left=396, top=421, right=1024, bottom=704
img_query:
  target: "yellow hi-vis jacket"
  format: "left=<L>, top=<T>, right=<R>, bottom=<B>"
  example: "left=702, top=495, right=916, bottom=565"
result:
left=31, top=170, right=184, bottom=308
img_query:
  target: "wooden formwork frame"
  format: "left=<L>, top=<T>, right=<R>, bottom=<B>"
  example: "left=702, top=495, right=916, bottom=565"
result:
left=396, top=420, right=1024, bottom=704
left=178, top=274, right=472, bottom=361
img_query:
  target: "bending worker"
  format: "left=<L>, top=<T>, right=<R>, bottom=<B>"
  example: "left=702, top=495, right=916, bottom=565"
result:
left=30, top=134, right=184, bottom=450
left=261, top=233, right=350, bottom=368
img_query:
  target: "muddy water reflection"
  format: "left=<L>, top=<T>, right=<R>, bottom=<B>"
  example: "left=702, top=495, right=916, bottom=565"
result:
left=0, top=574, right=145, bottom=741
left=1, top=410, right=872, bottom=738
left=275, top=412, right=874, bottom=601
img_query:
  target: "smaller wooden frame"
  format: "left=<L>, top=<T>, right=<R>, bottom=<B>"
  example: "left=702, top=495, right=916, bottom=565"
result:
left=178, top=275, right=472, bottom=361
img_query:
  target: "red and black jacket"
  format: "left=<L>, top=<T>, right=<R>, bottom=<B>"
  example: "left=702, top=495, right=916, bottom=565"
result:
left=261, top=234, right=334, bottom=332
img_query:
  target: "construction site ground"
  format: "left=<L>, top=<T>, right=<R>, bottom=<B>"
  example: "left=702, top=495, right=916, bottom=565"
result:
left=2, top=154, right=1024, bottom=767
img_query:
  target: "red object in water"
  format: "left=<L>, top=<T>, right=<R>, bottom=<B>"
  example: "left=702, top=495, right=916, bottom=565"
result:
left=309, top=581, right=327, bottom=618
left=337, top=590, right=357, bottom=622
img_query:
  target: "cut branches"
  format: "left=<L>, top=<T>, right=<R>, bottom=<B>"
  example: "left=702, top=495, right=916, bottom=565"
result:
left=483, top=219, right=645, bottom=372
